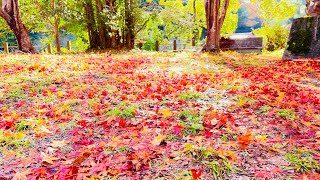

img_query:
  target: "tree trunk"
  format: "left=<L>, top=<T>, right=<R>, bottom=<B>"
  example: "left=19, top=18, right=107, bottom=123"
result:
left=54, top=16, right=61, bottom=53
left=0, top=0, right=36, bottom=53
left=106, top=0, right=117, bottom=48
left=85, top=0, right=99, bottom=49
left=96, top=0, right=107, bottom=49
left=125, top=0, right=135, bottom=49
left=202, top=0, right=230, bottom=53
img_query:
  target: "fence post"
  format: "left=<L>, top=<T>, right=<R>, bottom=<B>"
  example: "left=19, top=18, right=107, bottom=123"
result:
left=67, top=41, right=72, bottom=51
left=192, top=38, right=196, bottom=47
left=47, top=44, right=52, bottom=54
left=3, top=42, right=9, bottom=54
left=137, top=42, right=143, bottom=49
left=155, top=41, right=159, bottom=51
left=173, top=39, right=177, bottom=51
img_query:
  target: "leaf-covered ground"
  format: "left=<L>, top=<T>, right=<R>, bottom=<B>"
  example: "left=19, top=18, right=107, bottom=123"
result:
left=0, top=52, right=319, bottom=179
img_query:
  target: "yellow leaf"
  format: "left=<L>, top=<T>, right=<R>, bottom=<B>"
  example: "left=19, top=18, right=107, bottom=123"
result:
left=41, top=152, right=58, bottom=164
left=238, top=98, right=247, bottom=107
left=57, top=91, right=64, bottom=98
left=159, top=108, right=172, bottom=118
left=141, top=126, right=150, bottom=135
left=194, top=136, right=203, bottom=145
left=255, top=135, right=268, bottom=142
left=39, top=126, right=52, bottom=134
left=51, top=139, right=68, bottom=148
left=152, top=134, right=165, bottom=146
left=46, top=90, right=52, bottom=96
left=108, top=136, right=122, bottom=148
left=13, top=132, right=26, bottom=139
left=12, top=169, right=30, bottom=180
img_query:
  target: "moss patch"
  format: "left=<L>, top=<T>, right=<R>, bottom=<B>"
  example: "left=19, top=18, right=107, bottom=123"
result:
left=287, top=18, right=313, bottom=55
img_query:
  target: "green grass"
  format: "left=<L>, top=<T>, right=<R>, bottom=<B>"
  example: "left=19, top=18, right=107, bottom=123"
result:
left=177, top=91, right=202, bottom=101
left=285, top=151, right=319, bottom=173
left=106, top=106, right=136, bottom=119
left=277, top=109, right=296, bottom=119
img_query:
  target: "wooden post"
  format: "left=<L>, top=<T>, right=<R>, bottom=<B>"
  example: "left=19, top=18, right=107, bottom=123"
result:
left=67, top=41, right=72, bottom=51
left=173, top=39, right=177, bottom=51
left=137, top=42, right=143, bottom=49
left=155, top=41, right=159, bottom=51
left=47, top=44, right=52, bottom=54
left=192, top=38, right=196, bottom=47
left=3, top=42, right=9, bottom=54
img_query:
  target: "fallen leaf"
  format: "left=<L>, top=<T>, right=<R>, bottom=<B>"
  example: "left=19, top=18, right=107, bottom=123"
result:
left=152, top=134, right=165, bottom=146
left=159, top=108, right=172, bottom=118
left=191, top=169, right=202, bottom=179
left=41, top=152, right=58, bottom=164
left=238, top=130, right=253, bottom=149
left=51, top=139, right=68, bottom=148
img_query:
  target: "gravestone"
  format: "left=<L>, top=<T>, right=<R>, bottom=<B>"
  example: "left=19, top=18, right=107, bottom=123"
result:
left=283, top=1, right=320, bottom=59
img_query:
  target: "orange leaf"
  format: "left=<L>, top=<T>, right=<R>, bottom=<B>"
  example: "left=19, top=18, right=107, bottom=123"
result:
left=237, top=130, right=253, bottom=149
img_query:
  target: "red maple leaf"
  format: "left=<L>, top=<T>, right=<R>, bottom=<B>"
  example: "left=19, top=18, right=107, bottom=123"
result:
left=191, top=169, right=202, bottom=179
left=173, top=125, right=183, bottom=136
left=119, top=118, right=127, bottom=127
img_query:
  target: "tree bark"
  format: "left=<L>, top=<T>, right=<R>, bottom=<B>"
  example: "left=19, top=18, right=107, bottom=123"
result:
left=85, top=0, right=99, bottom=49
left=125, top=0, right=135, bottom=49
left=53, top=0, right=61, bottom=53
left=202, top=0, right=230, bottom=53
left=96, top=0, right=108, bottom=49
left=54, top=16, right=61, bottom=53
left=0, top=0, right=36, bottom=53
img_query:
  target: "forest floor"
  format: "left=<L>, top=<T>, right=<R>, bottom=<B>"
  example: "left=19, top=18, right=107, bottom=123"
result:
left=0, top=51, right=319, bottom=179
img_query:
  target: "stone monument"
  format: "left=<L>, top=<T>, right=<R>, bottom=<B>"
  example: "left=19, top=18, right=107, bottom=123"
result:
left=283, top=0, right=320, bottom=59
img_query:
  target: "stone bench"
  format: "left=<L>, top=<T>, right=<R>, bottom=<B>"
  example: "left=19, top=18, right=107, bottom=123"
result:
left=220, top=37, right=263, bottom=53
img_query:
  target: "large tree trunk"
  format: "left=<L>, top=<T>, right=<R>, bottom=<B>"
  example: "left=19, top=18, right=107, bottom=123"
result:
left=0, top=0, right=36, bottom=53
left=106, top=0, right=119, bottom=48
left=202, top=0, right=230, bottom=53
left=85, top=0, right=99, bottom=49
left=125, top=0, right=135, bottom=49
left=53, top=0, right=61, bottom=53
left=54, top=16, right=61, bottom=53
left=96, top=0, right=107, bottom=49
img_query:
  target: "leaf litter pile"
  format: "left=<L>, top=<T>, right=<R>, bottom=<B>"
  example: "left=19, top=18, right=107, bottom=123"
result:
left=0, top=52, right=319, bottom=179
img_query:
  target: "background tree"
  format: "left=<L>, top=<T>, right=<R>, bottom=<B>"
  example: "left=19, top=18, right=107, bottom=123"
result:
left=202, top=0, right=239, bottom=52
left=137, top=0, right=239, bottom=50
left=252, top=0, right=297, bottom=51
left=0, top=0, right=36, bottom=53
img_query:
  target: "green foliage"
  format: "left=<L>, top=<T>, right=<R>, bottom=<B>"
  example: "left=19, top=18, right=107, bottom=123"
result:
left=0, top=131, right=33, bottom=149
left=106, top=106, right=136, bottom=119
left=254, top=24, right=291, bottom=51
left=178, top=108, right=204, bottom=135
left=183, top=144, right=238, bottom=179
left=253, top=0, right=298, bottom=51
left=221, top=0, right=241, bottom=37
left=285, top=151, right=319, bottom=172
left=276, top=109, right=296, bottom=119
left=287, top=18, right=313, bottom=55
left=177, top=91, right=202, bottom=101
left=204, top=159, right=236, bottom=179
left=137, top=0, right=240, bottom=46
left=15, top=121, right=30, bottom=132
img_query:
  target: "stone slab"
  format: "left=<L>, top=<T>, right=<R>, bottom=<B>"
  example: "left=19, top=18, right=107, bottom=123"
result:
left=283, top=16, right=320, bottom=59
left=220, top=37, right=263, bottom=53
